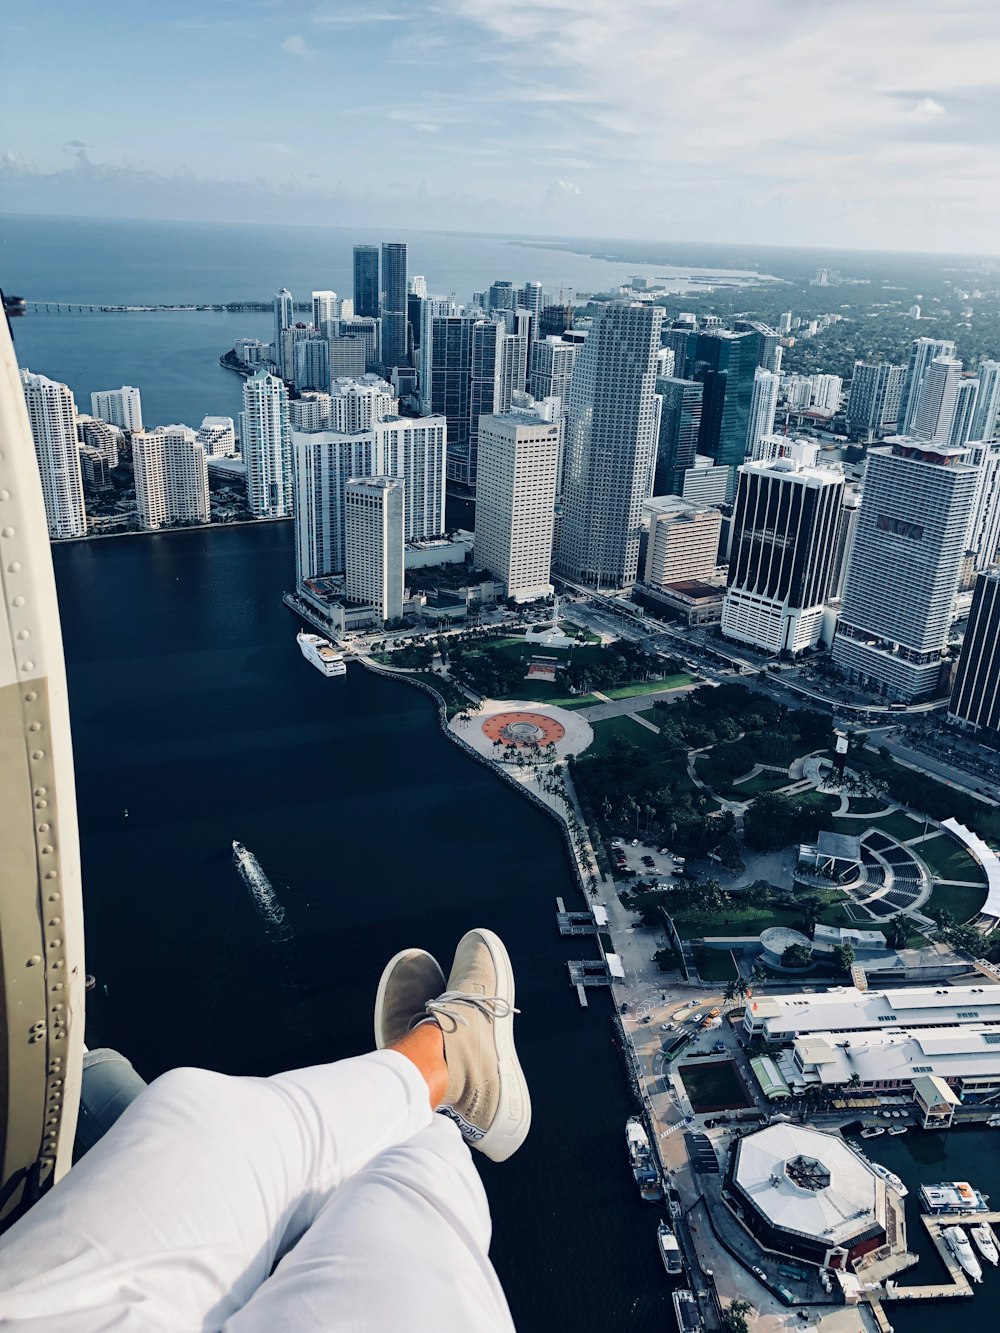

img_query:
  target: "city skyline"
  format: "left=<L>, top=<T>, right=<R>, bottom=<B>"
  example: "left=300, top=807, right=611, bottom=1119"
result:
left=3, top=1, right=1000, bottom=254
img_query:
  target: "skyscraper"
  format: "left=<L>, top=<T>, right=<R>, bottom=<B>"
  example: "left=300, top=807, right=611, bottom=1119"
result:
left=732, top=319, right=781, bottom=374
left=970, top=360, right=1000, bottom=441
left=418, top=306, right=476, bottom=484
left=241, top=372, right=293, bottom=518
left=538, top=304, right=573, bottom=339
left=911, top=356, right=963, bottom=443
left=273, top=288, right=294, bottom=379
left=643, top=497, right=721, bottom=588
left=653, top=377, right=703, bottom=494
left=344, top=476, right=405, bottom=625
left=845, top=362, right=906, bottom=442
left=529, top=336, right=578, bottom=409
left=311, top=291, right=339, bottom=336
left=722, top=446, right=844, bottom=655
left=20, top=370, right=87, bottom=538
left=832, top=439, right=978, bottom=699
left=746, top=369, right=780, bottom=459
left=90, top=386, right=143, bottom=433
left=352, top=246, right=380, bottom=320
left=474, top=414, right=559, bottom=603
left=380, top=242, right=408, bottom=369
left=131, top=426, right=210, bottom=530
left=690, top=329, right=760, bottom=496
left=329, top=376, right=397, bottom=432
left=898, top=336, right=957, bottom=435
left=294, top=338, right=331, bottom=393
left=949, top=378, right=981, bottom=447
left=965, top=441, right=1000, bottom=571
left=557, top=303, right=663, bottom=588
left=949, top=569, right=1000, bottom=744
left=518, top=281, right=543, bottom=338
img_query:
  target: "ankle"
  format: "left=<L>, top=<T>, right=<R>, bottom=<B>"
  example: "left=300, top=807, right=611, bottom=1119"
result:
left=389, top=1019, right=448, bottom=1109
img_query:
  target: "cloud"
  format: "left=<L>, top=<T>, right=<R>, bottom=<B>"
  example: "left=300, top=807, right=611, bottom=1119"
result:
left=281, top=34, right=309, bottom=56
left=912, top=97, right=947, bottom=116
left=311, top=7, right=409, bottom=24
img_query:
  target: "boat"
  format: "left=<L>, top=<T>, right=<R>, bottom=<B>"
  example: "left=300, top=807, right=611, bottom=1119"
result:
left=658, top=1221, right=683, bottom=1276
left=297, top=631, right=346, bottom=677
left=672, top=1290, right=704, bottom=1333
left=869, top=1163, right=908, bottom=1197
left=971, top=1222, right=1000, bottom=1266
left=888, top=1125, right=907, bottom=1136
left=921, top=1181, right=990, bottom=1214
left=943, top=1225, right=983, bottom=1283
left=860, top=1127, right=885, bottom=1139
left=627, top=1117, right=664, bottom=1203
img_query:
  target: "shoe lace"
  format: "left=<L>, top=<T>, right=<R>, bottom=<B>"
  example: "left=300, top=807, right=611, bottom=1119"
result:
left=424, top=991, right=520, bottom=1032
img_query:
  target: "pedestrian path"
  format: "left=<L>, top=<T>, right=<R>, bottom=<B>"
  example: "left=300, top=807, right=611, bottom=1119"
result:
left=630, top=712, right=660, bottom=735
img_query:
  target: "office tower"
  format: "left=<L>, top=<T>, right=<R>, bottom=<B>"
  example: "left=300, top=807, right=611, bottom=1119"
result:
left=557, top=303, right=662, bottom=588
left=344, top=476, right=405, bottom=624
left=722, top=446, right=844, bottom=655
left=689, top=329, right=760, bottom=497
left=197, top=415, right=237, bottom=457
left=538, top=304, right=573, bottom=339
left=653, top=377, right=703, bottom=495
left=845, top=362, right=906, bottom=442
left=353, top=246, right=380, bottom=319
left=241, top=372, right=293, bottom=518
left=419, top=309, right=475, bottom=484
left=311, top=291, right=339, bottom=335
left=407, top=292, right=423, bottom=356
left=898, top=336, right=957, bottom=435
left=832, top=439, right=978, bottom=699
left=949, top=570, right=1000, bottom=742
left=409, top=275, right=427, bottom=299
left=682, top=455, right=731, bottom=507
left=732, top=319, right=781, bottom=374
left=746, top=369, right=780, bottom=459
left=294, top=338, right=331, bottom=393
left=20, top=370, right=87, bottom=539
left=290, top=393, right=332, bottom=432
left=467, top=321, right=505, bottom=490
left=327, top=337, right=367, bottom=382
left=911, top=356, right=963, bottom=443
left=830, top=488, right=861, bottom=600
left=643, top=497, right=721, bottom=588
left=966, top=441, right=1000, bottom=570
left=380, top=242, right=408, bottom=369
left=273, top=289, right=294, bottom=378
left=90, top=385, right=143, bottom=433
left=950, top=379, right=981, bottom=447
left=329, top=376, right=397, bottom=432
left=131, top=426, right=210, bottom=530
left=971, top=360, right=1000, bottom=441
left=474, top=414, right=559, bottom=602
left=810, top=374, right=843, bottom=416
left=76, top=415, right=121, bottom=468
left=335, top=316, right=380, bottom=371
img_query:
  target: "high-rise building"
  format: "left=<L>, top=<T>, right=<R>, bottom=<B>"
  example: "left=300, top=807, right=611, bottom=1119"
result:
left=418, top=309, right=475, bottom=484
left=832, top=439, right=979, bottom=699
left=294, top=338, right=331, bottom=393
left=642, top=497, right=721, bottom=588
left=778, top=312, right=793, bottom=335
left=408, top=275, right=427, bottom=299
left=90, top=385, right=143, bottom=433
left=380, top=242, right=408, bottom=369
left=810, top=374, right=843, bottom=416
left=474, top=414, right=559, bottom=603
left=529, top=335, right=578, bottom=409
left=746, top=369, right=780, bottom=459
left=898, top=336, right=957, bottom=435
left=966, top=441, right=1000, bottom=571
left=131, top=426, right=210, bottom=530
left=949, top=569, right=1000, bottom=743
left=290, top=393, right=332, bottom=432
left=335, top=316, right=380, bottom=371
left=970, top=360, right=1000, bottom=441
left=344, top=476, right=405, bottom=625
left=681, top=455, right=731, bottom=507
left=311, top=291, right=339, bottom=336
left=690, top=329, right=760, bottom=497
left=353, top=246, right=380, bottom=320
left=241, top=372, right=293, bottom=518
left=830, top=489, right=861, bottom=600
left=653, top=377, right=703, bottom=495
left=329, top=376, right=397, bottom=433
left=373, top=416, right=447, bottom=541
left=327, top=337, right=368, bottom=382
left=722, top=446, right=844, bottom=655
left=76, top=415, right=122, bottom=468
left=519, top=281, right=543, bottom=335
left=273, top=289, right=294, bottom=379
left=911, top=356, right=963, bottom=443
left=20, top=370, right=87, bottom=538
left=538, top=304, right=573, bottom=339
left=197, top=415, right=237, bottom=457
left=487, top=280, right=515, bottom=312
left=466, top=321, right=504, bottom=490
left=950, top=379, right=981, bottom=447
left=845, top=362, right=906, bottom=442
left=557, top=303, right=662, bottom=588
left=732, top=319, right=781, bottom=374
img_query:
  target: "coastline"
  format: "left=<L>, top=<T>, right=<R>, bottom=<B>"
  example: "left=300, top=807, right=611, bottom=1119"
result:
left=54, top=515, right=292, bottom=544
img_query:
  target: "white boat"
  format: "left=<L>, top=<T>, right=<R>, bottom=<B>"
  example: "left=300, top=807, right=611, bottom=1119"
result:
left=672, top=1290, right=703, bottom=1333
left=943, top=1225, right=983, bottom=1283
left=297, top=631, right=346, bottom=677
left=870, top=1162, right=908, bottom=1198
left=971, top=1222, right=1000, bottom=1266
left=860, top=1127, right=885, bottom=1139
left=887, top=1125, right=907, bottom=1136
left=658, top=1221, right=683, bottom=1276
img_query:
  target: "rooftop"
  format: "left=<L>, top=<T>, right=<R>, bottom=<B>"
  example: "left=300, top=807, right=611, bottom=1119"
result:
left=790, top=1023, right=1000, bottom=1086
left=745, top=983, right=1000, bottom=1039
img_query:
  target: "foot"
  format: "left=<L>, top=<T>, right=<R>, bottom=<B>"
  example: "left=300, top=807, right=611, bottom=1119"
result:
left=374, top=948, right=446, bottom=1049
left=425, top=928, right=531, bottom=1163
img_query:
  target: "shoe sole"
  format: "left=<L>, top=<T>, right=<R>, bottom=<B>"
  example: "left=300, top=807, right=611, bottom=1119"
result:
left=467, top=927, right=532, bottom=1163
left=373, top=948, right=445, bottom=1050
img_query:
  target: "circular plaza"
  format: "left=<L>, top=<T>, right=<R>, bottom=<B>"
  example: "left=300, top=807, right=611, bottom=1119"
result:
left=454, top=699, right=593, bottom=764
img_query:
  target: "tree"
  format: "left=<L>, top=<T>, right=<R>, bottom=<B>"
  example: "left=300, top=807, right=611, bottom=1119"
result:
left=832, top=943, right=856, bottom=973
left=847, top=1072, right=862, bottom=1090
left=721, top=1299, right=753, bottom=1333
left=724, top=978, right=745, bottom=1004
left=781, top=943, right=814, bottom=969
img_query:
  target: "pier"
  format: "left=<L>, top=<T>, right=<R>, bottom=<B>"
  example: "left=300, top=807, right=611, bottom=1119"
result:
left=878, top=1210, right=1000, bottom=1302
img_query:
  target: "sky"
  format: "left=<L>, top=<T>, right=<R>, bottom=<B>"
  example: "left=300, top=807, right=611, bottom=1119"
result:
left=3, top=0, right=1000, bottom=253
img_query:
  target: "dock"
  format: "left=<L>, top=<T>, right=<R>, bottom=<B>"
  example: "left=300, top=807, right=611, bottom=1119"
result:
left=877, top=1210, right=1000, bottom=1302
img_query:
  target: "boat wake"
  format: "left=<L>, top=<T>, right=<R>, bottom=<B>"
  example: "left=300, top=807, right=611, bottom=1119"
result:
left=232, top=841, right=294, bottom=942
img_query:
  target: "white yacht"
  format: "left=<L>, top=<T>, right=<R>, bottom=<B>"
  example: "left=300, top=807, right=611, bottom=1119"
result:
left=943, top=1225, right=983, bottom=1283
left=971, top=1221, right=999, bottom=1267
left=658, top=1221, right=683, bottom=1276
left=297, top=631, right=346, bottom=678
left=870, top=1163, right=908, bottom=1198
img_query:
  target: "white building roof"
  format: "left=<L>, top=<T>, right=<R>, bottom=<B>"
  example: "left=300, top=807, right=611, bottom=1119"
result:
left=792, top=1024, right=1000, bottom=1086
left=746, top=983, right=1000, bottom=1040
left=942, top=818, right=1000, bottom=918
left=733, top=1124, right=880, bottom=1245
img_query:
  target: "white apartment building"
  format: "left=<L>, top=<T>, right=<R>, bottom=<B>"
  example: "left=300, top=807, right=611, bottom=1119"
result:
left=197, top=415, right=237, bottom=458
left=291, top=393, right=332, bottom=432
left=91, top=385, right=143, bottom=433
left=76, top=414, right=122, bottom=468
left=966, top=440, right=1000, bottom=571
left=132, top=426, right=210, bottom=530
left=899, top=336, right=957, bottom=435
left=20, top=370, right=87, bottom=538
left=474, top=414, right=559, bottom=603
left=311, top=290, right=339, bottom=335
left=911, top=356, right=963, bottom=444
left=745, top=369, right=780, bottom=457
left=241, top=372, right=293, bottom=519
left=643, top=497, right=721, bottom=588
left=810, top=374, right=843, bottom=416
left=970, top=359, right=1000, bottom=441
left=344, top=476, right=405, bottom=625
left=329, top=376, right=397, bottom=432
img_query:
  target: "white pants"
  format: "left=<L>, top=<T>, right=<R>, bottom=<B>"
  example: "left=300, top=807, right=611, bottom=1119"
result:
left=0, top=1051, right=516, bottom=1332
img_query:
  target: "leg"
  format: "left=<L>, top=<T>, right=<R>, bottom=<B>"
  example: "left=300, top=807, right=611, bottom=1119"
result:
left=0, top=1048, right=434, bottom=1332
left=225, top=1117, right=514, bottom=1333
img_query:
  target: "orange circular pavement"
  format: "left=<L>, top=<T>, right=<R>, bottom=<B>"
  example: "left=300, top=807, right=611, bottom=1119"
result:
left=481, top=710, right=566, bottom=748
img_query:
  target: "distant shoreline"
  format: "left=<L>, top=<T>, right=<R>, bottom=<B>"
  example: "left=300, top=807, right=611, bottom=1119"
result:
left=53, top=516, right=292, bottom=545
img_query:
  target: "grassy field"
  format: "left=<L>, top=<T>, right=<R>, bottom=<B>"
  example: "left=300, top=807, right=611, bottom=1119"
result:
left=673, top=889, right=852, bottom=940
left=915, top=834, right=988, bottom=884
left=588, top=715, right=668, bottom=760
left=848, top=796, right=891, bottom=814
left=597, top=675, right=693, bottom=700
left=731, top=771, right=793, bottom=796
left=923, top=880, right=988, bottom=923
left=822, top=810, right=926, bottom=841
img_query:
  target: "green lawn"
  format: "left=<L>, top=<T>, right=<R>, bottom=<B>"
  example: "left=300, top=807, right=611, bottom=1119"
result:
left=598, top=675, right=693, bottom=700
left=923, top=880, right=988, bottom=923
left=732, top=772, right=793, bottom=796
left=848, top=796, right=890, bottom=815
left=588, top=715, right=667, bottom=760
left=693, top=948, right=739, bottom=981
left=821, top=810, right=926, bottom=842
left=916, top=834, right=988, bottom=884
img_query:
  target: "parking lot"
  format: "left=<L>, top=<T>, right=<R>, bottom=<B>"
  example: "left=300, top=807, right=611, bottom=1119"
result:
left=609, top=836, right=684, bottom=885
